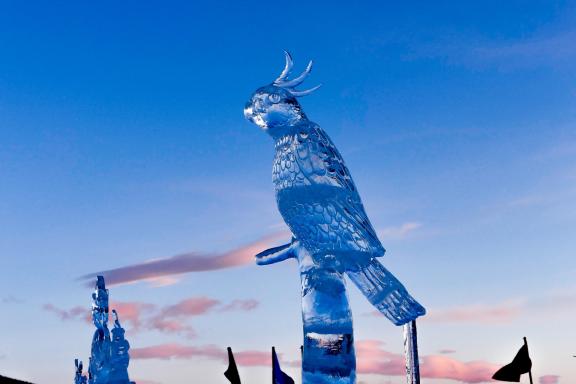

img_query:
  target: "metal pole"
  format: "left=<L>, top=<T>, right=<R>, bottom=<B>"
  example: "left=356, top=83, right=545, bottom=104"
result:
left=523, top=337, right=534, bottom=384
left=403, top=320, right=421, bottom=384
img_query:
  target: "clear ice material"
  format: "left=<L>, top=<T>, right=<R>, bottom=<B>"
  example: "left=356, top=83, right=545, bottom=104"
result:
left=75, top=276, right=134, bottom=384
left=110, top=310, right=132, bottom=384
left=245, top=53, right=426, bottom=383
left=75, top=359, right=88, bottom=384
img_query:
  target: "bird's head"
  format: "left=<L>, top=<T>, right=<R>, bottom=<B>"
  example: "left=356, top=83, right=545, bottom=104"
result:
left=244, top=52, right=321, bottom=138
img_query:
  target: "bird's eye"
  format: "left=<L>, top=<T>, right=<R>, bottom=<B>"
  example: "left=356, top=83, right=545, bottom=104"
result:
left=268, top=94, right=281, bottom=104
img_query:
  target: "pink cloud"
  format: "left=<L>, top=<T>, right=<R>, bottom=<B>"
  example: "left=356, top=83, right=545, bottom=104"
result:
left=421, top=355, right=499, bottom=383
left=43, top=302, right=155, bottom=330
left=144, top=297, right=258, bottom=337
left=43, top=304, right=86, bottom=321
left=131, top=343, right=222, bottom=360
left=219, top=299, right=259, bottom=312
left=132, top=340, right=499, bottom=383
left=131, top=344, right=223, bottom=361
left=131, top=343, right=272, bottom=367
left=233, top=351, right=271, bottom=366
left=355, top=340, right=405, bottom=376
left=161, top=297, right=220, bottom=317
left=157, top=297, right=258, bottom=318
left=44, top=295, right=258, bottom=340
left=147, top=318, right=196, bottom=338
left=417, top=292, right=576, bottom=325
left=356, top=340, right=499, bottom=383
left=110, top=301, right=156, bottom=330
left=539, top=375, right=560, bottom=384
left=424, top=302, right=522, bottom=324
left=79, top=232, right=288, bottom=287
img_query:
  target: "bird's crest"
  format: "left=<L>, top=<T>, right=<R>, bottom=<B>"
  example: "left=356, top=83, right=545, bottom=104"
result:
left=273, top=51, right=321, bottom=97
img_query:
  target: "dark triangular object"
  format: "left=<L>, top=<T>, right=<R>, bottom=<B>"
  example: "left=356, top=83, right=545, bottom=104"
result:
left=272, top=347, right=294, bottom=384
left=0, top=375, right=34, bottom=384
left=224, top=347, right=241, bottom=384
left=492, top=343, right=532, bottom=382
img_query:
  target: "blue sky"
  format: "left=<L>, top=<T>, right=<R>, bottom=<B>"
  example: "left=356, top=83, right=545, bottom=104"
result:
left=0, top=1, right=575, bottom=383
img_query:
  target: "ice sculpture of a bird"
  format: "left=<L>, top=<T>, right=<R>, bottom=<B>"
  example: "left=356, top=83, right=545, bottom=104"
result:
left=244, top=52, right=425, bottom=325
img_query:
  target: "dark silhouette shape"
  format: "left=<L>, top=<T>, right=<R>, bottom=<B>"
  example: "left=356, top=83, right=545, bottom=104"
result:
left=0, top=375, right=34, bottom=384
left=492, top=337, right=533, bottom=383
left=224, top=347, right=241, bottom=384
left=272, top=347, right=294, bottom=384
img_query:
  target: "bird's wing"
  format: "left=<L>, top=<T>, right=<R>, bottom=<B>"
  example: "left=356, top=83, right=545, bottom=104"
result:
left=292, top=124, right=384, bottom=257
left=294, top=124, right=356, bottom=191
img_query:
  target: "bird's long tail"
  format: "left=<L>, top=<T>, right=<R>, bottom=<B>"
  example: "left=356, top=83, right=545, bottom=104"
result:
left=346, top=259, right=425, bottom=325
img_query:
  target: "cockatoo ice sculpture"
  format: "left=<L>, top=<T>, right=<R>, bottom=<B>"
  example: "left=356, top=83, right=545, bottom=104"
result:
left=244, top=52, right=425, bottom=384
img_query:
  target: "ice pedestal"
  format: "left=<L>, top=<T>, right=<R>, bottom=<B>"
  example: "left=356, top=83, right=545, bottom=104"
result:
left=301, top=268, right=355, bottom=384
left=296, top=246, right=356, bottom=384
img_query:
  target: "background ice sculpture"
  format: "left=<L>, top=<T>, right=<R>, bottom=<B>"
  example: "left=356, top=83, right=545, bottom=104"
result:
left=89, top=276, right=111, bottom=384
left=109, top=310, right=132, bottom=384
left=75, top=359, right=88, bottom=384
left=74, top=276, right=135, bottom=384
left=244, top=52, right=426, bottom=384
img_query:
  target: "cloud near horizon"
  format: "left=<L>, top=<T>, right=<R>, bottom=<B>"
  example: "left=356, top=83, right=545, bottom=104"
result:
left=539, top=375, right=560, bottom=384
left=356, top=340, right=500, bottom=383
left=369, top=300, right=523, bottom=324
left=412, top=291, right=576, bottom=324
left=78, top=232, right=289, bottom=287
left=131, top=339, right=501, bottom=383
left=424, top=302, right=523, bottom=324
left=131, top=343, right=271, bottom=367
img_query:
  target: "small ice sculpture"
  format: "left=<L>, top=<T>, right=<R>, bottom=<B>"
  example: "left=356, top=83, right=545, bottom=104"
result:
left=75, top=276, right=134, bottom=384
left=109, top=310, right=132, bottom=384
left=88, top=276, right=112, bottom=384
left=244, top=52, right=426, bottom=384
left=75, top=359, right=88, bottom=384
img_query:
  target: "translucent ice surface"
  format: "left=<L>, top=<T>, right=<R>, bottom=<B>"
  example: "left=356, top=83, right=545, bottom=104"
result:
left=247, top=53, right=425, bottom=383
left=76, top=276, right=134, bottom=384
